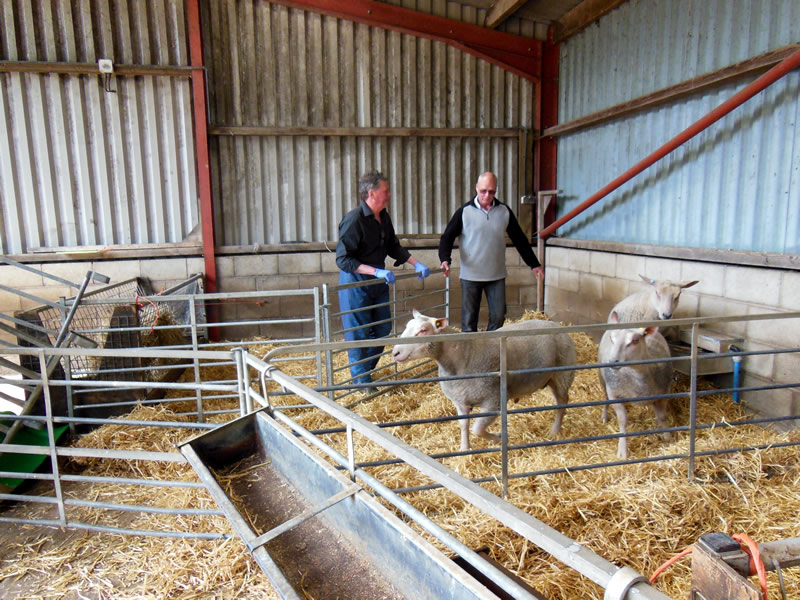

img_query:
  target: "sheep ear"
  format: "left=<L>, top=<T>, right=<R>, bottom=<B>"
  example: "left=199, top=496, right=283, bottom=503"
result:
left=644, top=326, right=659, bottom=336
left=610, top=310, right=619, bottom=324
left=681, top=280, right=699, bottom=289
left=412, top=308, right=422, bottom=319
left=639, top=274, right=655, bottom=285
left=435, top=318, right=448, bottom=331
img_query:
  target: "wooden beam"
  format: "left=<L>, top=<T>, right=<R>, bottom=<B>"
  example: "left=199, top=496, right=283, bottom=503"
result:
left=485, top=0, right=529, bottom=30
left=548, top=237, right=800, bottom=272
left=543, top=42, right=800, bottom=137
left=0, top=60, right=192, bottom=77
left=209, top=126, right=524, bottom=138
left=554, top=0, right=629, bottom=43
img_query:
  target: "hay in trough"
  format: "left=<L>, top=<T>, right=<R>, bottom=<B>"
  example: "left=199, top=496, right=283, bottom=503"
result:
left=2, top=312, right=798, bottom=599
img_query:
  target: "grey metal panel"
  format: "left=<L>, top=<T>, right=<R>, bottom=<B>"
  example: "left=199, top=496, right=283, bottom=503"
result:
left=0, top=0, right=197, bottom=255
left=204, top=1, right=535, bottom=246
left=555, top=0, right=800, bottom=255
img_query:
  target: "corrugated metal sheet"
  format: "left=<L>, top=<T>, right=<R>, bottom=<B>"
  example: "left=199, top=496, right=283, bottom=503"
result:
left=202, top=0, right=536, bottom=245
left=555, top=0, right=800, bottom=254
left=0, top=0, right=197, bottom=255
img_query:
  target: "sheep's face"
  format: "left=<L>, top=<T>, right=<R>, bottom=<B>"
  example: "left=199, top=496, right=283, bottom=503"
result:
left=604, top=312, right=659, bottom=365
left=641, top=275, right=699, bottom=320
left=603, top=327, right=655, bottom=365
left=391, top=310, right=447, bottom=363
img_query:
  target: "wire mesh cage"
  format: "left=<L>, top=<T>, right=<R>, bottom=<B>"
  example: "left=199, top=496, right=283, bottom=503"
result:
left=14, top=275, right=206, bottom=382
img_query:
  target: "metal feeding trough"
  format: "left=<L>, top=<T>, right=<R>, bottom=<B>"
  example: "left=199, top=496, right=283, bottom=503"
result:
left=179, top=409, right=522, bottom=600
left=671, top=327, right=745, bottom=376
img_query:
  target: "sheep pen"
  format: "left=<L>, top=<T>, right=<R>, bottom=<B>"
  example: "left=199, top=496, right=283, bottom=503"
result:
left=1, top=312, right=798, bottom=600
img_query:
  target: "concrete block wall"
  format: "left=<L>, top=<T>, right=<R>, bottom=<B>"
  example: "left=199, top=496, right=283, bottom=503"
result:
left=0, top=245, right=544, bottom=348
left=4, top=246, right=797, bottom=423
left=544, top=245, right=800, bottom=424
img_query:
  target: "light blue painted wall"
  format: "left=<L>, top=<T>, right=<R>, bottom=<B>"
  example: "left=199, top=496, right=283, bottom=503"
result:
left=556, top=0, right=800, bottom=254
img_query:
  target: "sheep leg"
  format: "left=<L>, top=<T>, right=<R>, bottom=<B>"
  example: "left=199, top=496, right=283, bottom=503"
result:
left=455, top=404, right=472, bottom=451
left=612, top=402, right=629, bottom=459
left=599, top=373, right=610, bottom=424
left=471, top=412, right=500, bottom=446
left=548, top=382, right=569, bottom=436
left=652, top=398, right=672, bottom=441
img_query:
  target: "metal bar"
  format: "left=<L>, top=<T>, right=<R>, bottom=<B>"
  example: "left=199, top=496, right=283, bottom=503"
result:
left=0, top=444, right=188, bottom=462
left=540, top=47, right=800, bottom=239
left=0, top=320, right=52, bottom=347
left=0, top=255, right=80, bottom=287
left=264, top=311, right=800, bottom=361
left=321, top=284, right=336, bottom=403
left=189, top=296, right=205, bottom=423
left=0, top=310, right=59, bottom=335
left=250, top=355, right=669, bottom=598
left=0, top=283, right=62, bottom=308
left=688, top=323, right=699, bottom=481
left=312, top=286, right=323, bottom=389
left=0, top=390, right=24, bottom=407
left=760, top=537, right=800, bottom=570
left=535, top=191, right=559, bottom=311
left=39, top=352, right=66, bottom=526
left=500, top=337, right=509, bottom=498
left=158, top=273, right=204, bottom=295
left=268, top=403, right=543, bottom=600
left=0, top=518, right=229, bottom=539
left=247, top=485, right=361, bottom=551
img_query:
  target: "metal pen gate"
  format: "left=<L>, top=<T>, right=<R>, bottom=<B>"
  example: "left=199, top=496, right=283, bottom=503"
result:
left=318, top=269, right=450, bottom=404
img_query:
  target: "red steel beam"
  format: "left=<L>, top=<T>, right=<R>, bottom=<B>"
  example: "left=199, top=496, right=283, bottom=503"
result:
left=187, top=0, right=217, bottom=294
left=540, top=46, right=800, bottom=239
left=534, top=31, right=559, bottom=228
left=268, top=0, right=542, bottom=81
left=187, top=0, right=220, bottom=339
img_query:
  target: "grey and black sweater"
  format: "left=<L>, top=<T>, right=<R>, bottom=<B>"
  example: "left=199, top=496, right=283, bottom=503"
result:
left=438, top=197, right=539, bottom=282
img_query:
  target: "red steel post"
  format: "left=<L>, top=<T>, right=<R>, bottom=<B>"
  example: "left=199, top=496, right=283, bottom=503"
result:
left=186, top=0, right=220, bottom=339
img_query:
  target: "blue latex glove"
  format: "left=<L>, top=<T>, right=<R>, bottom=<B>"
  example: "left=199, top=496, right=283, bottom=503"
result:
left=375, top=268, right=396, bottom=284
left=414, top=262, right=430, bottom=279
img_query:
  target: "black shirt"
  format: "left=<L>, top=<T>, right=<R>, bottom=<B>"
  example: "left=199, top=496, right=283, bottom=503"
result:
left=336, top=201, right=411, bottom=272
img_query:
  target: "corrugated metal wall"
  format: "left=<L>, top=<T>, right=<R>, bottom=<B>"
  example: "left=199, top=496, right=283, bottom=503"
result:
left=556, top=0, right=800, bottom=254
left=202, top=0, right=537, bottom=245
left=0, top=0, right=197, bottom=255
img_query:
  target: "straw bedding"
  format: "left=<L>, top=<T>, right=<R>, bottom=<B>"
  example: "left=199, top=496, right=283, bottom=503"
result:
left=1, top=312, right=798, bottom=599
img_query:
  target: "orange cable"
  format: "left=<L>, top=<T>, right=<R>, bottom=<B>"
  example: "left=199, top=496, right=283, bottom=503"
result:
left=733, top=533, right=768, bottom=600
left=649, top=546, right=693, bottom=584
left=135, top=294, right=160, bottom=333
left=649, top=534, right=769, bottom=600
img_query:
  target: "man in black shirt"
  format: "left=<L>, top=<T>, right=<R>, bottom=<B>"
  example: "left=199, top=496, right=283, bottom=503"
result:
left=336, top=172, right=430, bottom=392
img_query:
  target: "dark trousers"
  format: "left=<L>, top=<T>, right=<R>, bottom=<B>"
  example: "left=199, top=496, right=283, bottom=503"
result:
left=338, top=271, right=392, bottom=384
left=460, top=278, right=506, bottom=332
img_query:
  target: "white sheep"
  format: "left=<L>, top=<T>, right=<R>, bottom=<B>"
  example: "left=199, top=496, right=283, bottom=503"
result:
left=391, top=310, right=575, bottom=451
left=609, top=274, right=699, bottom=322
left=598, top=311, right=674, bottom=458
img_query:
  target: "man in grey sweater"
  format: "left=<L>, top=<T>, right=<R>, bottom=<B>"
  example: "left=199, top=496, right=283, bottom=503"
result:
left=438, top=171, right=544, bottom=332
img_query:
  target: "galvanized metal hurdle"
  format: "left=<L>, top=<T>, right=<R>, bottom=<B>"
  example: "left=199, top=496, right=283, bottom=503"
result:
left=319, top=268, right=449, bottom=405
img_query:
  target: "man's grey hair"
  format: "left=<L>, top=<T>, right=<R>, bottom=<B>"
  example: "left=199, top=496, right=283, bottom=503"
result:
left=359, top=172, right=387, bottom=202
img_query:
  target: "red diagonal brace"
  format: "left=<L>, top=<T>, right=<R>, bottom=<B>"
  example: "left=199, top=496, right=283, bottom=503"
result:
left=540, top=46, right=800, bottom=239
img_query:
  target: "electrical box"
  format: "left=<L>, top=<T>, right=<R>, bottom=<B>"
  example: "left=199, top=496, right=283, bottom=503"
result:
left=98, top=59, right=114, bottom=74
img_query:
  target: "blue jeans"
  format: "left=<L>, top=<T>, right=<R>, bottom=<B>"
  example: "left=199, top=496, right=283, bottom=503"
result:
left=461, top=278, right=506, bottom=332
left=338, top=271, right=392, bottom=384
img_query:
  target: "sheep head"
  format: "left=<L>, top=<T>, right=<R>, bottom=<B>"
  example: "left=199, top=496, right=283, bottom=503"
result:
left=639, top=274, right=699, bottom=320
left=391, top=309, right=448, bottom=363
